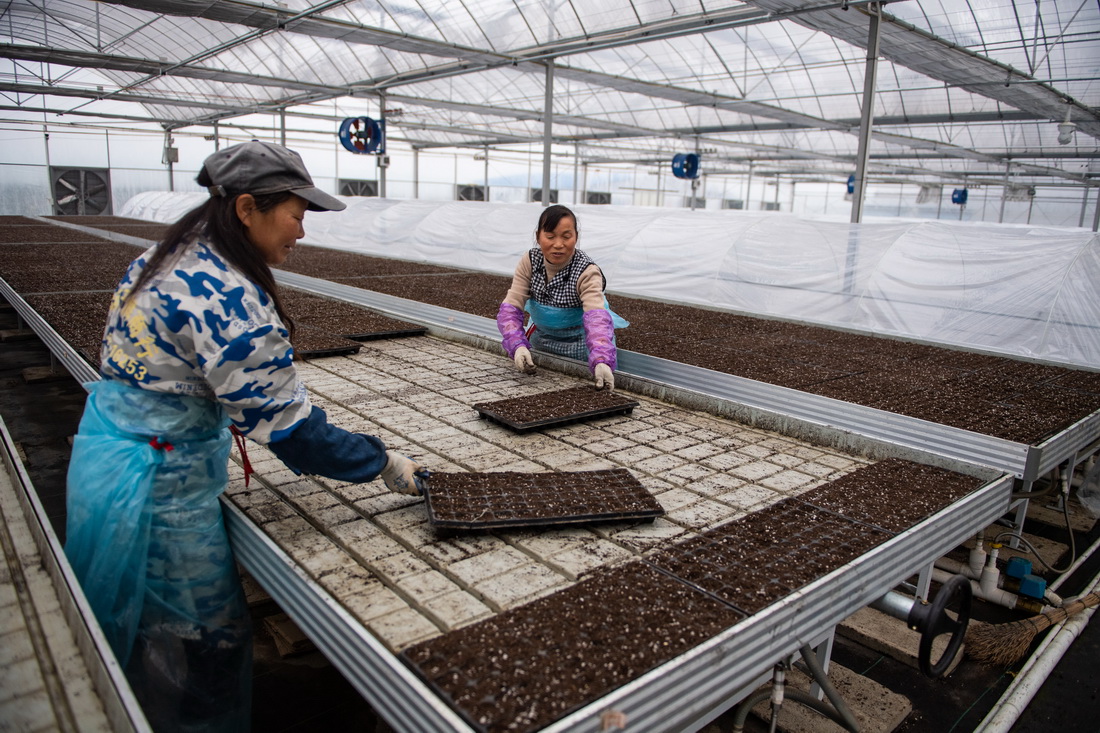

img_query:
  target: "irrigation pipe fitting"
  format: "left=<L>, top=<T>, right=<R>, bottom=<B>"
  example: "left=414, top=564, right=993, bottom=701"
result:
left=974, top=562, right=1100, bottom=733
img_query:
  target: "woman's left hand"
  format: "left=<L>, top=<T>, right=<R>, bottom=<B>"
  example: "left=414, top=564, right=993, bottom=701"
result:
left=594, top=363, right=614, bottom=391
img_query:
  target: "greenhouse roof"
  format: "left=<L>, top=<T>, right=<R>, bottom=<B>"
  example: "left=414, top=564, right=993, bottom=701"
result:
left=2, top=0, right=1099, bottom=187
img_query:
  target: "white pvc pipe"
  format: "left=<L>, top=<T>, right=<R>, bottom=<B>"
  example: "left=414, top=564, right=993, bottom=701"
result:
left=974, top=564, right=1100, bottom=733
left=1051, top=528, right=1100, bottom=594
left=930, top=567, right=1019, bottom=609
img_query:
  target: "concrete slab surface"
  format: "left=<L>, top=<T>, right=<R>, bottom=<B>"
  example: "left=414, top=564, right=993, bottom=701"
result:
left=742, top=661, right=912, bottom=733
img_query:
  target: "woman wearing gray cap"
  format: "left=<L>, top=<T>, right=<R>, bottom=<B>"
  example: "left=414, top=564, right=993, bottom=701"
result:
left=64, top=141, right=425, bottom=732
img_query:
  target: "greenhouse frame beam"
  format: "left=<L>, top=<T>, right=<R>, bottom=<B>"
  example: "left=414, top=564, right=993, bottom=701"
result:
left=744, top=0, right=1100, bottom=139
left=0, top=43, right=346, bottom=95
left=0, top=80, right=257, bottom=114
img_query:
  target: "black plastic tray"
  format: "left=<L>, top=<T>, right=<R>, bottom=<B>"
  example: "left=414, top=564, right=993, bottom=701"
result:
left=473, top=386, right=639, bottom=433
left=423, top=468, right=664, bottom=531
left=344, top=326, right=427, bottom=341
left=297, top=343, right=362, bottom=359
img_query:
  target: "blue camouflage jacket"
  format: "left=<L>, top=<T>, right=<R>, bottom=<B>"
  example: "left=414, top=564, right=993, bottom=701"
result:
left=100, top=238, right=312, bottom=444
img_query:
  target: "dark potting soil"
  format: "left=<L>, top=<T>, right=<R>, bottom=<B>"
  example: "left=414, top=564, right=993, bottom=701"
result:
left=423, top=468, right=663, bottom=530
left=403, top=458, right=976, bottom=730
left=796, top=458, right=986, bottom=534
left=284, top=244, right=1100, bottom=445
left=280, top=289, right=426, bottom=340
left=0, top=241, right=135, bottom=293
left=22, top=292, right=113, bottom=367
left=647, top=497, right=894, bottom=614
left=401, top=561, right=744, bottom=733
left=473, top=386, right=638, bottom=431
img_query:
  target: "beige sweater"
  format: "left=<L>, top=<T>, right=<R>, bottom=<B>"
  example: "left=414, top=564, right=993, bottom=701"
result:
left=502, top=255, right=606, bottom=311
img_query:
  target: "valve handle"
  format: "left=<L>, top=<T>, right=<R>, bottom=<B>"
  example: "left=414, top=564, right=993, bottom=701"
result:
left=909, top=574, right=972, bottom=678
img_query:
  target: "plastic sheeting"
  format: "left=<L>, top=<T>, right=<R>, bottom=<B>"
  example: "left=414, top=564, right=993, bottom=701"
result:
left=120, top=193, right=1100, bottom=369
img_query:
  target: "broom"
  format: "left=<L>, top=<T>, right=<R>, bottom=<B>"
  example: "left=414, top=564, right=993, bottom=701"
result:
left=966, top=591, right=1100, bottom=666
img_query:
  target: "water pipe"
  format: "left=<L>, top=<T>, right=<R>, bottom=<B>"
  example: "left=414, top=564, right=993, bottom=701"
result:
left=930, top=545, right=1049, bottom=615
left=932, top=557, right=1063, bottom=607
left=974, top=561, right=1100, bottom=733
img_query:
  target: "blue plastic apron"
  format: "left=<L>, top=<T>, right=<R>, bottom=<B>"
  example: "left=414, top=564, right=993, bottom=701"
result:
left=525, top=297, right=629, bottom=361
left=65, top=379, right=251, bottom=733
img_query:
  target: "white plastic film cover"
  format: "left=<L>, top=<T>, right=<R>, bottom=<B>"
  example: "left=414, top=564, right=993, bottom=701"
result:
left=119, top=193, right=1100, bottom=369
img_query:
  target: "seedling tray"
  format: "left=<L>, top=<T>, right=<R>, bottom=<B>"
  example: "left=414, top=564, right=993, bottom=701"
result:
left=472, top=385, right=639, bottom=433
left=345, top=325, right=427, bottom=341
left=423, top=468, right=664, bottom=531
left=292, top=326, right=363, bottom=359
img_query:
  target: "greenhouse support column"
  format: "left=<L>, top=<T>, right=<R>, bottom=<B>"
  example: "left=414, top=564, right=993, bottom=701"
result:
left=1093, top=187, right=1100, bottom=232
left=998, top=163, right=1011, bottom=223
left=43, top=126, right=54, bottom=214
left=574, top=145, right=580, bottom=204
left=379, top=96, right=387, bottom=198
left=541, top=62, right=554, bottom=207
left=745, top=162, right=753, bottom=210
left=213, top=120, right=220, bottom=150
left=279, top=108, right=286, bottom=146
left=582, top=162, right=589, bottom=204
left=1078, top=185, right=1089, bottom=228
left=483, top=145, right=489, bottom=195
left=413, top=148, right=419, bottom=200
left=850, top=1, right=881, bottom=224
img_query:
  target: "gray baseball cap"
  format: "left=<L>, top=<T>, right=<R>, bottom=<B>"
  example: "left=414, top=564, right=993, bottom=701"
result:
left=197, top=141, right=346, bottom=212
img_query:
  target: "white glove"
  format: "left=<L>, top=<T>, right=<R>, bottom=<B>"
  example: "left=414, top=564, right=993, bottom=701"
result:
left=381, top=451, right=426, bottom=495
left=513, top=346, right=537, bottom=374
left=594, top=363, right=615, bottom=391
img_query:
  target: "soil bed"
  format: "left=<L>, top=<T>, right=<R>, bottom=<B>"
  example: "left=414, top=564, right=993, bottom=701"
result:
left=424, top=468, right=663, bottom=530
left=647, top=496, right=894, bottom=614
left=281, top=289, right=426, bottom=340
left=796, top=458, right=986, bottom=533
left=473, top=386, right=638, bottom=432
left=401, top=561, right=744, bottom=733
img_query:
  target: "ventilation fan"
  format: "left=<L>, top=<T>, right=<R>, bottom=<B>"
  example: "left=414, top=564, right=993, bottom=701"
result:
left=339, top=179, right=378, bottom=197
left=456, top=185, right=486, bottom=201
left=51, top=168, right=112, bottom=215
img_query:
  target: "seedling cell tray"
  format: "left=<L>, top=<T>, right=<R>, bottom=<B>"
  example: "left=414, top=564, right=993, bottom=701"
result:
left=473, top=385, right=639, bottom=433
left=345, top=325, right=427, bottom=341
left=423, top=468, right=664, bottom=531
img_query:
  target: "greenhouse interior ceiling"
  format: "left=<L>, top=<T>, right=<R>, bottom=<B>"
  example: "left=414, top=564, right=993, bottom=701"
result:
left=1, top=0, right=1099, bottom=220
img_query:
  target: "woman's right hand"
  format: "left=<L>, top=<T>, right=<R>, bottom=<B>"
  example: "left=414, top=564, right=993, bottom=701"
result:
left=381, top=451, right=427, bottom=495
left=513, top=346, right=537, bottom=374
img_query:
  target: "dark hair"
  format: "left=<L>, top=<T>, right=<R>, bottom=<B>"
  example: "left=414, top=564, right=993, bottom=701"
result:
left=534, top=204, right=578, bottom=243
left=124, top=191, right=296, bottom=339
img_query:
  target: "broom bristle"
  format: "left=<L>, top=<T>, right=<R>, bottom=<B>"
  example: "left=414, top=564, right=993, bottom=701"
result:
left=966, top=592, right=1099, bottom=666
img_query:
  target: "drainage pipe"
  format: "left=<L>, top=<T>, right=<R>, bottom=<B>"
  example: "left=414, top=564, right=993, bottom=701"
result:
left=974, top=563, right=1100, bottom=733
